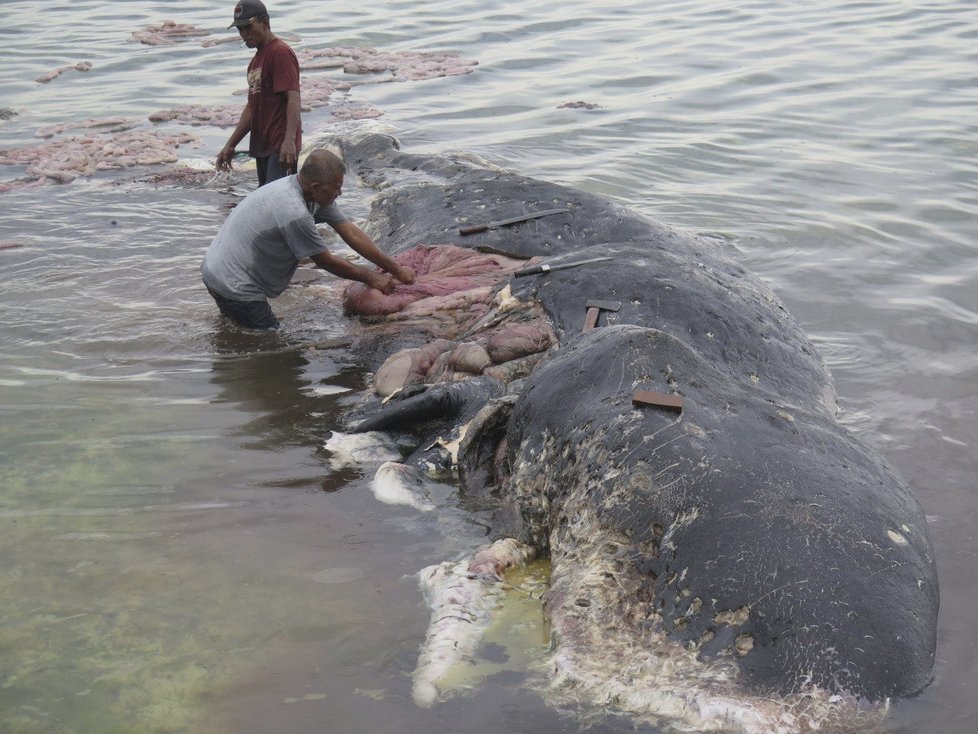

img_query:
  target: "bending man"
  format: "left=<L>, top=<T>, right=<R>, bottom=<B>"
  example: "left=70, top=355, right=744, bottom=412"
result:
left=202, top=149, right=415, bottom=329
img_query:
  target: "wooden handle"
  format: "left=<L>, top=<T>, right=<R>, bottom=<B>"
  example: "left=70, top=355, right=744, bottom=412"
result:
left=514, top=264, right=547, bottom=277
left=583, top=307, right=599, bottom=331
left=632, top=389, right=684, bottom=412
left=458, top=223, right=488, bottom=236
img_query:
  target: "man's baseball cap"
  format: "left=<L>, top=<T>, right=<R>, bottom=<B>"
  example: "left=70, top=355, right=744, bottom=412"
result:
left=228, top=0, right=268, bottom=29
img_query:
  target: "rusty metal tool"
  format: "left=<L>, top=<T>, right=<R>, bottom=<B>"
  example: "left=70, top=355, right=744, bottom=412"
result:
left=514, top=255, right=612, bottom=277
left=458, top=207, right=569, bottom=236
left=632, top=388, right=684, bottom=413
left=583, top=299, right=621, bottom=331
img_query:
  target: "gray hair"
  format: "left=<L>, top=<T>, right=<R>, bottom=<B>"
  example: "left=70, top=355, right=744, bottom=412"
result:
left=300, top=149, right=346, bottom=184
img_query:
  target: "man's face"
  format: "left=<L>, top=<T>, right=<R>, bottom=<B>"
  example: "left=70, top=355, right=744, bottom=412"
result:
left=311, top=177, right=343, bottom=208
left=237, top=17, right=269, bottom=48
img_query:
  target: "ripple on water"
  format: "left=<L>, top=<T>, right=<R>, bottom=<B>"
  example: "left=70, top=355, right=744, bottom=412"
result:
left=311, top=567, right=365, bottom=584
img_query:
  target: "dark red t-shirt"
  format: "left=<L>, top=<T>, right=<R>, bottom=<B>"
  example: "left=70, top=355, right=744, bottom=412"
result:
left=246, top=38, right=301, bottom=158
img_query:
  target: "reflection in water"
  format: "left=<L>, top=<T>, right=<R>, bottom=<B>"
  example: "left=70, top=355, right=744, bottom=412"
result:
left=207, top=324, right=369, bottom=490
left=209, top=328, right=317, bottom=446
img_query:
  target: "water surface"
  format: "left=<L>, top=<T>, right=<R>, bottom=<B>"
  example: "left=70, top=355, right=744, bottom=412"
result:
left=1, top=1, right=976, bottom=732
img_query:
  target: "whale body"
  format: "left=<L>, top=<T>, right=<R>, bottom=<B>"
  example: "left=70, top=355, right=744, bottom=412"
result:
left=328, top=133, right=938, bottom=731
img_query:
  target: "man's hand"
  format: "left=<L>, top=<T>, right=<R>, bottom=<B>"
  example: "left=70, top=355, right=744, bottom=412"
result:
left=368, top=272, right=398, bottom=295
left=279, top=139, right=298, bottom=170
left=216, top=145, right=235, bottom=172
left=393, top=265, right=416, bottom=285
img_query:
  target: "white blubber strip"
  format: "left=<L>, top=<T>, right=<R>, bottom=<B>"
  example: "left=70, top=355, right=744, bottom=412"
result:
left=322, top=430, right=403, bottom=468
left=412, top=538, right=536, bottom=706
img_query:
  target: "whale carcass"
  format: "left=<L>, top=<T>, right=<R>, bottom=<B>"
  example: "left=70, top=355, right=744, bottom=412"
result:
left=325, top=134, right=938, bottom=732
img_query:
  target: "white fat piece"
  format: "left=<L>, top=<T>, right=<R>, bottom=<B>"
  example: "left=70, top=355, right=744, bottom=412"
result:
left=322, top=430, right=402, bottom=468
left=371, top=462, right=436, bottom=511
left=412, top=538, right=536, bottom=706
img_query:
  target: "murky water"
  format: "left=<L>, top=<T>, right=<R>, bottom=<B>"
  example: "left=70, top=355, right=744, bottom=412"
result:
left=1, top=1, right=976, bottom=732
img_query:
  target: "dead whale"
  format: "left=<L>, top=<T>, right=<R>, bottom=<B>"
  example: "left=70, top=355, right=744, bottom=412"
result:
left=325, top=133, right=938, bottom=731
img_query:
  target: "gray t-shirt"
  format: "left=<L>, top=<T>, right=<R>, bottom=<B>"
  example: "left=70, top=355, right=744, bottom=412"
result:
left=201, top=174, right=349, bottom=300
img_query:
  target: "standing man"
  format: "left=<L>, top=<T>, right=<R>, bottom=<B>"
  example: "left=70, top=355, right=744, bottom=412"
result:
left=202, top=149, right=416, bottom=329
left=216, top=0, right=301, bottom=186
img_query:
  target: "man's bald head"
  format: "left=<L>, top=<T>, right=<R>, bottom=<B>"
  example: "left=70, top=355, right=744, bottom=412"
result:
left=300, top=149, right=346, bottom=185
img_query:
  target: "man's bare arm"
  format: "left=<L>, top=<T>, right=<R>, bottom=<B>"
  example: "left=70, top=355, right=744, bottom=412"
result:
left=278, top=90, right=301, bottom=169
left=216, top=103, right=253, bottom=171
left=332, top=221, right=416, bottom=284
left=309, top=250, right=397, bottom=294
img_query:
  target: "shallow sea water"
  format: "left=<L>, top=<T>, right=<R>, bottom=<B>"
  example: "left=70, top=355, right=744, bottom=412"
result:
left=1, top=1, right=976, bottom=732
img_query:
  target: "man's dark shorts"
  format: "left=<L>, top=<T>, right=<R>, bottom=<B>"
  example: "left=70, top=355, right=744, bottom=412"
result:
left=255, top=155, right=297, bottom=187
left=206, top=287, right=280, bottom=329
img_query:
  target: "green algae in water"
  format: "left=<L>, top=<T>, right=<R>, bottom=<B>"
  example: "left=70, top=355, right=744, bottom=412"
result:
left=0, top=399, right=353, bottom=733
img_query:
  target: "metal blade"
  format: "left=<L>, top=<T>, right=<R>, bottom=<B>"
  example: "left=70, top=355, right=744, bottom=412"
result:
left=485, top=207, right=569, bottom=228
left=513, top=256, right=613, bottom=277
